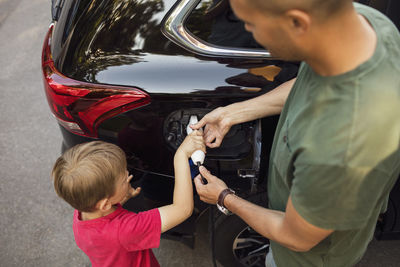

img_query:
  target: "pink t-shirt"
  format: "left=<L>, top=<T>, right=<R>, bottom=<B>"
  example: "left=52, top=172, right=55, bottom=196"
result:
left=73, top=205, right=161, bottom=267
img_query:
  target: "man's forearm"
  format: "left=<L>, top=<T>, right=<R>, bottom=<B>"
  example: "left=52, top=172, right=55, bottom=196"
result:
left=223, top=193, right=311, bottom=252
left=223, top=78, right=295, bottom=125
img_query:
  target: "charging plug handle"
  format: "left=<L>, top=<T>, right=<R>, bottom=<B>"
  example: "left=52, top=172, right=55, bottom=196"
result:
left=187, top=115, right=207, bottom=184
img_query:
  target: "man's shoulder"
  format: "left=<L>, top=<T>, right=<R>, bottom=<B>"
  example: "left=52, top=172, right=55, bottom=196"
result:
left=354, top=2, right=385, bottom=19
left=355, top=2, right=400, bottom=37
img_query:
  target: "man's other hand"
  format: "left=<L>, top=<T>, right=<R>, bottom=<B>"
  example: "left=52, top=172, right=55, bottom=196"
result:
left=194, top=166, right=228, bottom=204
left=190, top=107, right=232, bottom=148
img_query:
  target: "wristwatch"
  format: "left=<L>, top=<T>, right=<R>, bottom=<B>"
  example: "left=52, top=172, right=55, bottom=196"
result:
left=217, top=188, right=235, bottom=215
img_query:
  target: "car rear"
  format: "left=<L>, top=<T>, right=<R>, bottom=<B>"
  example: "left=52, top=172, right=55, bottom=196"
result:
left=43, top=0, right=400, bottom=265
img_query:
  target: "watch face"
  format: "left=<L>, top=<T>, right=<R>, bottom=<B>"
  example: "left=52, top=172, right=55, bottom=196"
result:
left=217, top=203, right=230, bottom=215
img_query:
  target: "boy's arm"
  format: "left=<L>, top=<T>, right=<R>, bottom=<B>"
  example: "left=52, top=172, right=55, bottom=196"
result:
left=158, top=151, right=193, bottom=233
left=158, top=132, right=203, bottom=233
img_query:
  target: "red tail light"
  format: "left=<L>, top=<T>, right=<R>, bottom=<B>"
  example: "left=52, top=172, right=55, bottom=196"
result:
left=41, top=24, right=150, bottom=138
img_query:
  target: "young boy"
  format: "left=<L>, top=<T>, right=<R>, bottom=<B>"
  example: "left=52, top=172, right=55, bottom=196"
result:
left=52, top=131, right=205, bottom=267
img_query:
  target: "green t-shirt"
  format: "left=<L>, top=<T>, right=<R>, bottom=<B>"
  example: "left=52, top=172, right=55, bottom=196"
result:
left=268, top=4, right=400, bottom=267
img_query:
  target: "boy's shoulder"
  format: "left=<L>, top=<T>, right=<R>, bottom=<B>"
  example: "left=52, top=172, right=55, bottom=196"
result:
left=72, top=205, right=130, bottom=227
left=73, top=206, right=160, bottom=227
left=72, top=207, right=161, bottom=259
left=117, top=208, right=161, bottom=228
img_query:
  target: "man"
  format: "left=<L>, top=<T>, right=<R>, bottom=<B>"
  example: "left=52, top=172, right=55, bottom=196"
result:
left=191, top=0, right=400, bottom=266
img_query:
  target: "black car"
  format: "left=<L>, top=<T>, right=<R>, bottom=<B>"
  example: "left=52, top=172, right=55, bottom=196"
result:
left=42, top=0, right=400, bottom=266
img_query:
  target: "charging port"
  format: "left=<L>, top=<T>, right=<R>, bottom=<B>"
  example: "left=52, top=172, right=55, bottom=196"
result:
left=163, top=109, right=254, bottom=160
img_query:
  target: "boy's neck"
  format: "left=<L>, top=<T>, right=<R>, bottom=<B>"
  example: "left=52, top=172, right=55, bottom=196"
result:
left=81, top=205, right=117, bottom=221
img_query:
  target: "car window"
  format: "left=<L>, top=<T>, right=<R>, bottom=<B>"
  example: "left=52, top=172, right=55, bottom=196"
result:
left=185, top=0, right=262, bottom=49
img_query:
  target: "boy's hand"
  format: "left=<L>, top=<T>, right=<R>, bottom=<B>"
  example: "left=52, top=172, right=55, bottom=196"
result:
left=177, top=130, right=206, bottom=158
left=127, top=174, right=141, bottom=198
left=128, top=185, right=141, bottom=198
left=121, top=175, right=141, bottom=205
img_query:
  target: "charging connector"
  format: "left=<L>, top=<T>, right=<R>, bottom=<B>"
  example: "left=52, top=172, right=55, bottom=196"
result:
left=187, top=115, right=207, bottom=184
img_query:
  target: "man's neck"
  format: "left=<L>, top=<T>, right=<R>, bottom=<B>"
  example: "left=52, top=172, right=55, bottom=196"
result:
left=306, top=11, right=377, bottom=77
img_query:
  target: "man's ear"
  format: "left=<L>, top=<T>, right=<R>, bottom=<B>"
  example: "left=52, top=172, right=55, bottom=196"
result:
left=284, top=9, right=311, bottom=36
left=97, top=198, right=112, bottom=211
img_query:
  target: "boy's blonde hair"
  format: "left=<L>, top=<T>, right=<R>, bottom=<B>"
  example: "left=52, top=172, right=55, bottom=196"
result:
left=52, top=141, right=127, bottom=212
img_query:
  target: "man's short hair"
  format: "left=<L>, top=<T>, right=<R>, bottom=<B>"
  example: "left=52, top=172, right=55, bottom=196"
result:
left=249, top=0, right=353, bottom=17
left=52, top=141, right=127, bottom=212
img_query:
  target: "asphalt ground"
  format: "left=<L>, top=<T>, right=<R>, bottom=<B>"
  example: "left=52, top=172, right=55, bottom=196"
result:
left=0, top=0, right=399, bottom=266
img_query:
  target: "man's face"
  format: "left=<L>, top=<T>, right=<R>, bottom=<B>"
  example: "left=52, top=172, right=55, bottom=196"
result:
left=229, top=0, right=302, bottom=61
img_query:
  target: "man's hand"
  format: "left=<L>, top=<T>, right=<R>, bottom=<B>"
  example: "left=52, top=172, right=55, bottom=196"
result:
left=176, top=130, right=206, bottom=158
left=190, top=107, right=232, bottom=148
left=194, top=166, right=228, bottom=204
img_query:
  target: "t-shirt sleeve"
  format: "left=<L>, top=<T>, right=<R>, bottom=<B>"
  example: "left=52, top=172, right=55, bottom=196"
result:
left=291, top=163, right=390, bottom=230
left=118, top=208, right=161, bottom=251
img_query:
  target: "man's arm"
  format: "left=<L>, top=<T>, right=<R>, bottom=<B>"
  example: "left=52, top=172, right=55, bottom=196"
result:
left=222, top=77, right=296, bottom=125
left=225, top=195, right=333, bottom=252
left=194, top=166, right=333, bottom=252
left=192, top=78, right=296, bottom=148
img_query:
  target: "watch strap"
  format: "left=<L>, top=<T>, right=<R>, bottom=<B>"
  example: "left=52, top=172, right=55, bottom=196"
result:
left=217, top=188, right=235, bottom=209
